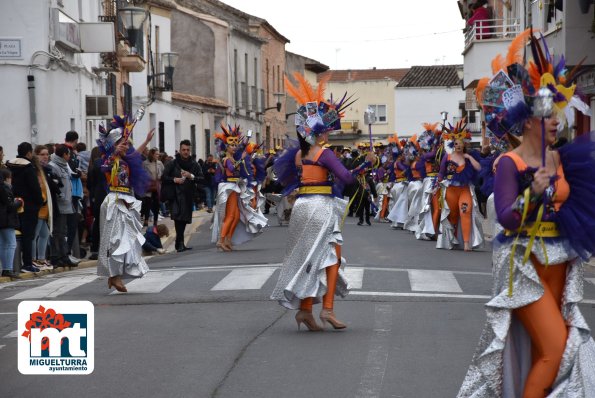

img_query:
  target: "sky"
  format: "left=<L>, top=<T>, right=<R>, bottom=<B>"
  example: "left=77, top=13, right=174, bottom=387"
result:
left=220, top=0, right=466, bottom=70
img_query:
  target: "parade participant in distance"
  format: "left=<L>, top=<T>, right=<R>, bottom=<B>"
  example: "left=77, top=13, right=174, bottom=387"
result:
left=211, top=125, right=267, bottom=252
left=415, top=123, right=442, bottom=240
left=435, top=118, right=484, bottom=251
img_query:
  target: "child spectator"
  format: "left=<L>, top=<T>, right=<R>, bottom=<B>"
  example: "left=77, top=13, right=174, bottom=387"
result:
left=142, top=224, right=169, bottom=255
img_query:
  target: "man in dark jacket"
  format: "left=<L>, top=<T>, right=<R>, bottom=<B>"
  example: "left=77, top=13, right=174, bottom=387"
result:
left=7, top=142, right=44, bottom=272
left=162, top=140, right=204, bottom=252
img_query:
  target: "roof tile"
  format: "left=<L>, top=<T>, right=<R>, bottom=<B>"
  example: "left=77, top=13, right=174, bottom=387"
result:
left=396, top=65, right=463, bottom=88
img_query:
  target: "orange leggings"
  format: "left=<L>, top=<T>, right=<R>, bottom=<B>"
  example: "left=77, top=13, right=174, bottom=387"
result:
left=379, top=195, right=389, bottom=219
left=300, top=245, right=341, bottom=311
left=220, top=191, right=240, bottom=240
left=445, top=186, right=473, bottom=243
left=431, top=188, right=441, bottom=234
left=513, top=256, right=568, bottom=398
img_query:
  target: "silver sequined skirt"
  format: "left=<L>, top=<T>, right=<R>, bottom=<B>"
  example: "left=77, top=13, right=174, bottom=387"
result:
left=211, top=181, right=267, bottom=245
left=457, top=237, right=595, bottom=397
left=415, top=176, right=437, bottom=240
left=97, top=192, right=149, bottom=278
left=270, top=195, right=350, bottom=310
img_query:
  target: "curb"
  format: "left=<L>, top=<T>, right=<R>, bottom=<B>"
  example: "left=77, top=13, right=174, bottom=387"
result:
left=0, top=211, right=212, bottom=284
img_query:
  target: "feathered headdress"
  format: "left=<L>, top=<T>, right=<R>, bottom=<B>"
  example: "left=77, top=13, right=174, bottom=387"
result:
left=403, top=135, right=420, bottom=160
left=418, top=122, right=440, bottom=151
left=215, top=124, right=243, bottom=152
left=97, top=114, right=133, bottom=157
left=285, top=72, right=356, bottom=145
left=476, top=29, right=590, bottom=138
left=442, top=118, right=472, bottom=154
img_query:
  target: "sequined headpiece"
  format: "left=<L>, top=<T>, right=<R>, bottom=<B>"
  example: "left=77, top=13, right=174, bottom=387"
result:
left=215, top=124, right=243, bottom=152
left=285, top=72, right=356, bottom=145
left=476, top=29, right=590, bottom=138
left=97, top=114, right=133, bottom=157
left=442, top=118, right=472, bottom=154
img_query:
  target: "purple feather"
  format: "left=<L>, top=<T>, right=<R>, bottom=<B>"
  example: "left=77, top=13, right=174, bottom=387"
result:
left=539, top=33, right=552, bottom=64
left=553, top=54, right=566, bottom=79
left=124, top=147, right=150, bottom=197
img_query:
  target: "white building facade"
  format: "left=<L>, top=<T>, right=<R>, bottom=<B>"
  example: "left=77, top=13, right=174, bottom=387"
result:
left=0, top=0, right=112, bottom=156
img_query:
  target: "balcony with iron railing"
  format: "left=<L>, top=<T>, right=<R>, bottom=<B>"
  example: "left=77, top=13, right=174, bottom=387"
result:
left=462, top=18, right=520, bottom=88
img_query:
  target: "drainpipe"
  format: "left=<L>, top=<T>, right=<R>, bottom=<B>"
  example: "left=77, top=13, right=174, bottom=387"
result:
left=27, top=74, right=39, bottom=145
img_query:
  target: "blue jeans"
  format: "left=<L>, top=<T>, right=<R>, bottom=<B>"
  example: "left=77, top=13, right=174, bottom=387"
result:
left=203, top=186, right=213, bottom=209
left=0, top=228, right=17, bottom=271
left=32, top=219, right=50, bottom=260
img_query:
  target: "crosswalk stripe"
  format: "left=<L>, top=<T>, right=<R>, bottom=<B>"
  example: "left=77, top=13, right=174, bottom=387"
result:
left=344, top=267, right=364, bottom=290
left=0, top=345, right=5, bottom=350
left=408, top=270, right=463, bottom=293
left=211, top=267, right=276, bottom=291
left=4, top=330, right=18, bottom=338
left=111, top=271, right=188, bottom=294
left=4, top=275, right=99, bottom=300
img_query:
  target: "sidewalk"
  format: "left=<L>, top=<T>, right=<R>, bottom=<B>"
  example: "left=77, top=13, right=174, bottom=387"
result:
left=0, top=210, right=213, bottom=283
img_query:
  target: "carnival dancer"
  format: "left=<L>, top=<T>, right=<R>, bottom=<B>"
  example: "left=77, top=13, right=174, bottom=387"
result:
left=211, top=125, right=267, bottom=252
left=96, top=112, right=154, bottom=293
left=415, top=123, right=442, bottom=240
left=387, top=139, right=409, bottom=229
left=374, top=165, right=391, bottom=222
left=478, top=122, right=521, bottom=239
left=435, top=118, right=484, bottom=251
left=403, top=136, right=425, bottom=232
left=458, top=30, right=595, bottom=397
left=249, top=144, right=267, bottom=211
left=270, top=73, right=373, bottom=331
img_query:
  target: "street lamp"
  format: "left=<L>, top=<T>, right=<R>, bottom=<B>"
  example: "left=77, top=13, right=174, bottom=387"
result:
left=440, top=111, right=448, bottom=123
left=162, top=52, right=179, bottom=90
left=119, top=6, right=148, bottom=55
left=263, top=92, right=284, bottom=112
left=147, top=52, right=179, bottom=91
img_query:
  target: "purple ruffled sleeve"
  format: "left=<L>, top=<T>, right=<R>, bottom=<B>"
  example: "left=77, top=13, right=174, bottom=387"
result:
left=318, top=149, right=355, bottom=185
left=273, top=146, right=300, bottom=196
left=494, top=156, right=522, bottom=231
left=556, top=132, right=595, bottom=260
left=479, top=152, right=498, bottom=197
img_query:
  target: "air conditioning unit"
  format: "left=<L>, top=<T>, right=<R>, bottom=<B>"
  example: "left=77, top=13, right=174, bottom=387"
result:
left=86, top=95, right=114, bottom=119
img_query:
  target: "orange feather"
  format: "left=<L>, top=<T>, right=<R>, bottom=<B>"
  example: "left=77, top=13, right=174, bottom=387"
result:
left=315, top=75, right=329, bottom=103
left=293, top=72, right=316, bottom=102
left=506, top=29, right=531, bottom=67
left=491, top=54, right=505, bottom=74
left=475, top=77, right=489, bottom=104
left=284, top=75, right=308, bottom=105
left=421, top=122, right=439, bottom=132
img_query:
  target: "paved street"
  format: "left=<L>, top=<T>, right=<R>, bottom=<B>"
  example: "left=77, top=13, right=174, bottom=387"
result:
left=1, top=215, right=595, bottom=398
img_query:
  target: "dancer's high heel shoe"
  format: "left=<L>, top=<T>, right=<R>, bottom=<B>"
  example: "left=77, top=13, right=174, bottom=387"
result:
left=464, top=242, right=472, bottom=252
left=319, top=309, right=346, bottom=329
left=223, top=236, right=233, bottom=252
left=107, top=276, right=127, bottom=293
left=295, top=310, right=322, bottom=331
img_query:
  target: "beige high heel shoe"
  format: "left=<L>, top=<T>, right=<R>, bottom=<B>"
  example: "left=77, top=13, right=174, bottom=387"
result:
left=107, top=276, right=127, bottom=293
left=319, top=309, right=346, bottom=330
left=223, top=236, right=233, bottom=252
left=295, top=310, right=322, bottom=331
